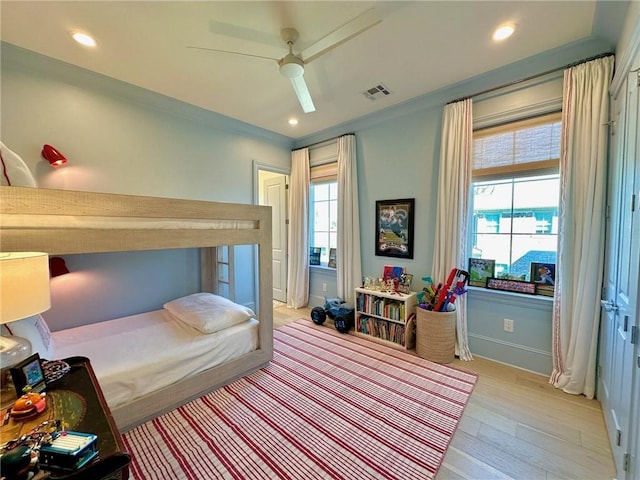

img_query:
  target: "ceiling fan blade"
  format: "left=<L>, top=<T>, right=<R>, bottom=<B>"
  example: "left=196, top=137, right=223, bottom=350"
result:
left=300, top=8, right=381, bottom=64
left=289, top=75, right=316, bottom=113
left=187, top=46, right=279, bottom=62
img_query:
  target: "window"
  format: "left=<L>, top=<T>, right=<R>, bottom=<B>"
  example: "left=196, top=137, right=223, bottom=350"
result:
left=310, top=181, right=337, bottom=266
left=308, top=158, right=338, bottom=267
left=470, top=112, right=561, bottom=281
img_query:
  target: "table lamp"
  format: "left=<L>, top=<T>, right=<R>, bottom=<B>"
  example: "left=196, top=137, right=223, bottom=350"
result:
left=0, top=252, right=51, bottom=369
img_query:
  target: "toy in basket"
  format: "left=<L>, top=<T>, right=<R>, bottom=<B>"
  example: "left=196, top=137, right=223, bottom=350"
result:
left=415, top=268, right=469, bottom=363
left=418, top=268, right=469, bottom=312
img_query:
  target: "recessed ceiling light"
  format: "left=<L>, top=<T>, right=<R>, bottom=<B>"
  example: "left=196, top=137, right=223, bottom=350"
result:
left=72, top=32, right=97, bottom=47
left=288, top=118, right=299, bottom=126
left=493, top=23, right=516, bottom=41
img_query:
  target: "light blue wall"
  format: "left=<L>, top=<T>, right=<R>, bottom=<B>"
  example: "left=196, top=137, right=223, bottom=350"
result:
left=309, top=267, right=339, bottom=307
left=1, top=42, right=293, bottom=330
left=467, top=289, right=554, bottom=374
left=305, top=37, right=613, bottom=374
left=48, top=250, right=200, bottom=330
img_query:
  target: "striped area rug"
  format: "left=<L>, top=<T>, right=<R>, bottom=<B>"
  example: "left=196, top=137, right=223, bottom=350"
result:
left=123, top=319, right=477, bottom=479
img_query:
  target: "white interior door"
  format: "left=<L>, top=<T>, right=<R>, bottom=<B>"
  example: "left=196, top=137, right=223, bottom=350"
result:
left=601, top=64, right=640, bottom=479
left=624, top=64, right=640, bottom=480
left=614, top=65, right=639, bottom=480
left=600, top=75, right=624, bottom=421
left=262, top=174, right=288, bottom=303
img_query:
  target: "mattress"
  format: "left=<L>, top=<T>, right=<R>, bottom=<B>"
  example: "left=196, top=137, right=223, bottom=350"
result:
left=52, top=309, right=259, bottom=410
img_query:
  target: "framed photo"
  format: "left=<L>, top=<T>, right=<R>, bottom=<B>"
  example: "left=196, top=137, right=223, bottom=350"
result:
left=398, top=273, right=413, bottom=294
left=486, top=277, right=536, bottom=295
left=309, top=247, right=321, bottom=266
left=328, top=248, right=337, bottom=268
left=468, top=258, right=495, bottom=287
left=375, top=198, right=415, bottom=259
left=10, top=353, right=46, bottom=395
left=382, top=265, right=405, bottom=281
left=530, top=262, right=555, bottom=286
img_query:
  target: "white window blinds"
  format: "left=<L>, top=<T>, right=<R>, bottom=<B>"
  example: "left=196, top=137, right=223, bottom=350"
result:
left=473, top=112, right=561, bottom=179
left=310, top=162, right=337, bottom=182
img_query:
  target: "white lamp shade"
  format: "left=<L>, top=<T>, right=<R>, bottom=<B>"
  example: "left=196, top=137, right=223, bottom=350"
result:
left=0, top=252, right=51, bottom=323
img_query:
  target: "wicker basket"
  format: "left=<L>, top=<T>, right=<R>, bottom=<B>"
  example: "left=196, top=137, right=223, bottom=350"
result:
left=415, top=308, right=456, bottom=363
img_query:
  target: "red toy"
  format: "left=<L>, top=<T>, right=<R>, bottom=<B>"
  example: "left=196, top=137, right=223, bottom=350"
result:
left=432, top=268, right=469, bottom=312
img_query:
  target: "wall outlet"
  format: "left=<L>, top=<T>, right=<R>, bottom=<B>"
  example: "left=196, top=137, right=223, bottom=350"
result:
left=322, top=282, right=327, bottom=292
left=503, top=318, right=514, bottom=333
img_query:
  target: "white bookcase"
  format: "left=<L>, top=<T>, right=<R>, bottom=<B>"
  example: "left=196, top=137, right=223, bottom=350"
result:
left=354, top=287, right=418, bottom=350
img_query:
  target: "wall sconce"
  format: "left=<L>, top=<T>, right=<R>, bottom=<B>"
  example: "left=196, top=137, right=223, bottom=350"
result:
left=49, top=257, right=70, bottom=277
left=41, top=145, right=68, bottom=167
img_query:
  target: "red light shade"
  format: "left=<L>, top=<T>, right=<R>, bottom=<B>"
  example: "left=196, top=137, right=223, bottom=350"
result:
left=42, top=144, right=68, bottom=167
left=49, top=257, right=70, bottom=277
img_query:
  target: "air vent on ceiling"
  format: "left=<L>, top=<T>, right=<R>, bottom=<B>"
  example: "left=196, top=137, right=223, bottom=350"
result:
left=363, top=83, right=392, bottom=101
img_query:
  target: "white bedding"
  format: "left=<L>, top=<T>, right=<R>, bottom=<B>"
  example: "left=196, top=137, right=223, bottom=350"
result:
left=52, top=309, right=259, bottom=410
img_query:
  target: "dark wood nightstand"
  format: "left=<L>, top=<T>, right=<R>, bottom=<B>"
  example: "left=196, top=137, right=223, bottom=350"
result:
left=1, top=357, right=130, bottom=480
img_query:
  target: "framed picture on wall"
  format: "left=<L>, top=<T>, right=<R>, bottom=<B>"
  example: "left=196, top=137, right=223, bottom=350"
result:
left=375, top=198, right=415, bottom=259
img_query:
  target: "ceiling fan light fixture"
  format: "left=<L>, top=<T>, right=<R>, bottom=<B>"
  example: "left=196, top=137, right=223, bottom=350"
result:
left=279, top=55, right=304, bottom=79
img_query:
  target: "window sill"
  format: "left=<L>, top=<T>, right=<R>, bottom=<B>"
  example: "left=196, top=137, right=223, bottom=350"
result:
left=309, top=265, right=337, bottom=274
left=467, top=285, right=553, bottom=310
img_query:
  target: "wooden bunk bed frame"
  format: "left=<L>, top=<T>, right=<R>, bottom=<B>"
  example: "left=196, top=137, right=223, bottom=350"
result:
left=0, top=186, right=273, bottom=431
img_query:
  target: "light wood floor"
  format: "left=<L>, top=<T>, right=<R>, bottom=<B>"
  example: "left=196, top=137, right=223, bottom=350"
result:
left=273, top=304, right=616, bottom=480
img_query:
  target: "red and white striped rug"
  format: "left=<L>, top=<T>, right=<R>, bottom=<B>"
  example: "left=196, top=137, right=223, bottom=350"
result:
left=123, top=319, right=477, bottom=479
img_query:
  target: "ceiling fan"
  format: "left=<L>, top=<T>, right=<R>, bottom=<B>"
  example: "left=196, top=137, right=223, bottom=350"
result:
left=188, top=8, right=381, bottom=114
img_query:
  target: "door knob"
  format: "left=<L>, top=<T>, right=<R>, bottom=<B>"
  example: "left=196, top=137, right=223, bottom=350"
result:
left=600, top=299, right=618, bottom=312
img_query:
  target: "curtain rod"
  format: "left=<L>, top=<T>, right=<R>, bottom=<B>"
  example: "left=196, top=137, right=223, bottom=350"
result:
left=447, top=52, right=614, bottom=105
left=294, top=132, right=355, bottom=151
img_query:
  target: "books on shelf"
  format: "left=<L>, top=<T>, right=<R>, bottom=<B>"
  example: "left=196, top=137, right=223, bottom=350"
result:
left=356, top=315, right=407, bottom=346
left=357, top=293, right=406, bottom=321
left=355, top=287, right=417, bottom=350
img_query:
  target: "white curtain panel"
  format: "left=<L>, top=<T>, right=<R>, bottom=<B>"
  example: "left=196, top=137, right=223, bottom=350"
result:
left=432, top=99, right=473, bottom=361
left=337, top=134, right=362, bottom=306
left=287, top=148, right=310, bottom=308
left=551, top=56, right=614, bottom=398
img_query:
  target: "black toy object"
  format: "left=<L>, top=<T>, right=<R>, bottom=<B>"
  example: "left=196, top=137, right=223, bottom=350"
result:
left=310, top=307, right=326, bottom=325
left=309, top=298, right=354, bottom=333
left=333, top=314, right=353, bottom=334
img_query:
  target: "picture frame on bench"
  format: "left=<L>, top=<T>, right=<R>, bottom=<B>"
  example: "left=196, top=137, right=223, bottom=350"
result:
left=485, top=277, right=536, bottom=295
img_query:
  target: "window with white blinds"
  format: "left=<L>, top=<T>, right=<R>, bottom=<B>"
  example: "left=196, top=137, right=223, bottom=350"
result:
left=473, top=112, right=562, bottom=180
left=310, top=162, right=337, bottom=182
left=469, top=112, right=561, bottom=285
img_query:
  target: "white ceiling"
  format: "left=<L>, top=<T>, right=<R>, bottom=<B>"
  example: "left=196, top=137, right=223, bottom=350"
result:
left=0, top=1, right=624, bottom=140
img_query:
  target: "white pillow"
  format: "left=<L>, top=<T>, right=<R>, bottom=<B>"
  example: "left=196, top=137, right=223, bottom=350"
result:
left=0, top=142, right=38, bottom=187
left=163, top=292, right=255, bottom=334
left=4, top=314, right=53, bottom=359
